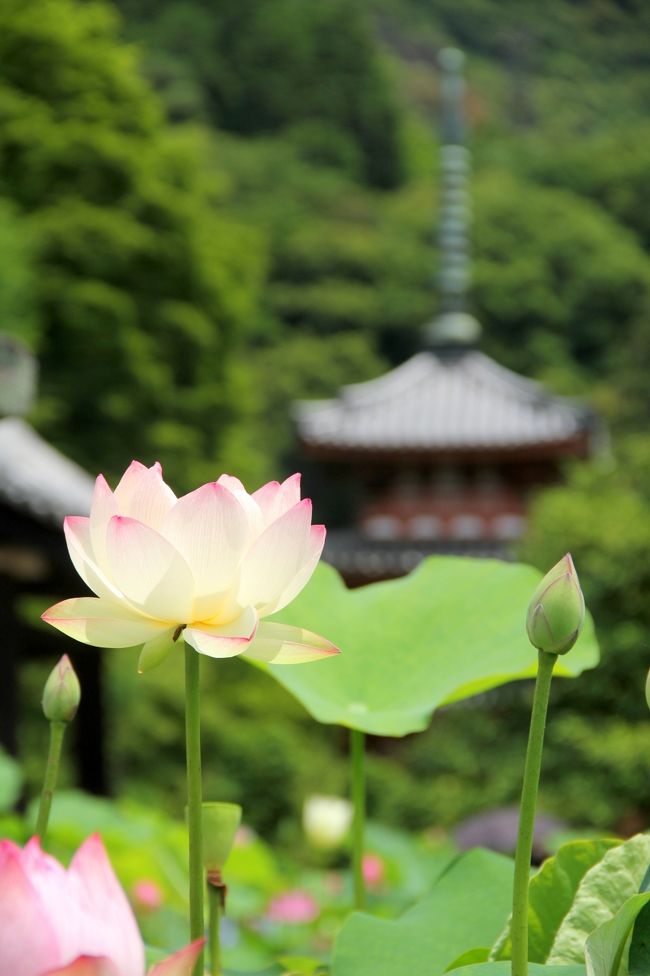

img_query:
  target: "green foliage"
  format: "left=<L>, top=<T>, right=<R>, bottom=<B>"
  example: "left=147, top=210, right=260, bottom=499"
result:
left=0, top=0, right=264, bottom=488
left=263, top=558, right=598, bottom=737
left=585, top=894, right=650, bottom=976
left=0, top=747, right=22, bottom=812
left=332, top=848, right=513, bottom=976
left=118, top=0, right=404, bottom=188
left=473, top=174, right=650, bottom=378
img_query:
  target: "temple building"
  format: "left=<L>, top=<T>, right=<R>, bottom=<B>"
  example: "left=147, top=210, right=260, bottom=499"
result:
left=295, top=50, right=601, bottom=586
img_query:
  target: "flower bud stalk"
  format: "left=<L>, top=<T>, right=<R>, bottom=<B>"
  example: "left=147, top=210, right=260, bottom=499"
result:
left=351, top=728, right=367, bottom=911
left=36, top=656, right=81, bottom=841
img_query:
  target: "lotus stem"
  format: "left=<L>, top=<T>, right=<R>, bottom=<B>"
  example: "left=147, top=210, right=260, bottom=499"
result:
left=184, top=644, right=205, bottom=976
left=511, top=650, right=557, bottom=976
left=35, top=720, right=66, bottom=841
left=351, top=728, right=366, bottom=911
left=208, top=879, right=223, bottom=976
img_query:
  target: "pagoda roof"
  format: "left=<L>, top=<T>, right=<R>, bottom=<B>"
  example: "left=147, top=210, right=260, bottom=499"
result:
left=296, top=349, right=598, bottom=459
left=0, top=417, right=93, bottom=527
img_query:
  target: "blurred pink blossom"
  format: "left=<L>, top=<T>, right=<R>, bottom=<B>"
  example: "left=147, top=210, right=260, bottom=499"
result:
left=131, top=880, right=164, bottom=914
left=362, top=852, right=386, bottom=888
left=267, top=889, right=319, bottom=924
left=0, top=835, right=203, bottom=976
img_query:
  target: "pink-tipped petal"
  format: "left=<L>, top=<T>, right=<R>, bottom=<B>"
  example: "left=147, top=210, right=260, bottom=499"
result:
left=238, top=500, right=313, bottom=614
left=252, top=473, right=302, bottom=527
left=88, top=475, right=118, bottom=573
left=185, top=606, right=258, bottom=659
left=42, top=598, right=174, bottom=648
left=106, top=517, right=194, bottom=622
left=265, top=523, right=326, bottom=616
left=0, top=842, right=62, bottom=976
left=216, top=474, right=263, bottom=537
left=162, top=483, right=249, bottom=608
left=113, top=462, right=176, bottom=530
left=45, top=956, right=119, bottom=976
left=64, top=517, right=124, bottom=605
left=148, top=939, right=206, bottom=976
left=243, top=622, right=340, bottom=664
left=68, top=836, right=144, bottom=976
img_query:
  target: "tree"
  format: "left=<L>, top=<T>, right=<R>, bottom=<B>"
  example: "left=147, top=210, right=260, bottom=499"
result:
left=0, top=0, right=264, bottom=488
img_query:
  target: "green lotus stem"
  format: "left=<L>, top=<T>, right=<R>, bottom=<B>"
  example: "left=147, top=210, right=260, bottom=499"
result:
left=208, top=881, right=222, bottom=976
left=351, top=728, right=366, bottom=911
left=185, top=644, right=205, bottom=976
left=35, top=720, right=66, bottom=841
left=511, top=650, right=557, bottom=976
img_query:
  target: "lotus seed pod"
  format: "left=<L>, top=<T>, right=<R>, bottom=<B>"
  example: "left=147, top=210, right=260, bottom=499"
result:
left=201, top=802, right=242, bottom=872
left=526, top=554, right=585, bottom=656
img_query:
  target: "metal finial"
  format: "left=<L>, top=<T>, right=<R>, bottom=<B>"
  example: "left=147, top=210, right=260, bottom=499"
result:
left=424, top=47, right=480, bottom=348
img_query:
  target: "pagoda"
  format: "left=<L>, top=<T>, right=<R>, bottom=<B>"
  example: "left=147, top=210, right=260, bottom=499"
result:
left=295, top=50, right=601, bottom=586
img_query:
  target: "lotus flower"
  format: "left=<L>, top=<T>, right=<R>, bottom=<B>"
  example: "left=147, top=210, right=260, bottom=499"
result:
left=42, top=463, right=338, bottom=670
left=0, top=835, right=203, bottom=976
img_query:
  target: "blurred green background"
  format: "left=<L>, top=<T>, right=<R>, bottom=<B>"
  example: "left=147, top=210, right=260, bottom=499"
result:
left=4, top=0, right=650, bottom=857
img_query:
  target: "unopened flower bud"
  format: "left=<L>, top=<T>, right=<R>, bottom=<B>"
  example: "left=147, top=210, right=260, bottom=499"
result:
left=42, top=655, right=81, bottom=723
left=526, top=554, right=585, bottom=656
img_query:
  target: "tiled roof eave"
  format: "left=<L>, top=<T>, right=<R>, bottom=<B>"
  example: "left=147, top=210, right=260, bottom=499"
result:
left=298, top=431, right=593, bottom=463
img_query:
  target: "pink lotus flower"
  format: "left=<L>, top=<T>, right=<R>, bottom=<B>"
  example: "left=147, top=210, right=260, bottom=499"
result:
left=266, top=889, right=319, bottom=924
left=42, top=463, right=338, bottom=669
left=0, top=835, right=203, bottom=976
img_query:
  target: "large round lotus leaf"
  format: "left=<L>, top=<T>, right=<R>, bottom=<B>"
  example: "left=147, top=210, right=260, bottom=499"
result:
left=260, top=558, right=599, bottom=737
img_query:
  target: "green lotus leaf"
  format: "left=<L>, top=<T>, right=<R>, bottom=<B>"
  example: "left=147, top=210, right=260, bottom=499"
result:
left=264, top=558, right=599, bottom=736
left=331, top=848, right=514, bottom=976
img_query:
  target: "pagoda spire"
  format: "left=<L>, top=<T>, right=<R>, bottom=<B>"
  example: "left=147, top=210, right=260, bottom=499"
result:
left=424, top=48, right=481, bottom=348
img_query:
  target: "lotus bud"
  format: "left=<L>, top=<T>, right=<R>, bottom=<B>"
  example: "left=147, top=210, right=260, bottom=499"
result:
left=526, top=553, right=585, bottom=656
left=42, top=654, right=81, bottom=723
left=302, top=794, right=353, bottom=850
left=645, top=669, right=650, bottom=711
left=201, top=802, right=242, bottom=874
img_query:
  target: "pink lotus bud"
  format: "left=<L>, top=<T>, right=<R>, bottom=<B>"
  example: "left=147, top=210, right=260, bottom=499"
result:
left=42, top=465, right=339, bottom=668
left=526, top=553, right=585, bottom=656
left=42, top=654, right=80, bottom=723
left=0, top=835, right=203, bottom=975
left=267, top=889, right=319, bottom=924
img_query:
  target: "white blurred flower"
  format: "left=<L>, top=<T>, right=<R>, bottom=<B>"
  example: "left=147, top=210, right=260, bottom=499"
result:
left=303, top=794, right=353, bottom=850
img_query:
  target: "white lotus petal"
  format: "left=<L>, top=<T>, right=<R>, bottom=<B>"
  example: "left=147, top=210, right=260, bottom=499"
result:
left=216, top=474, right=263, bottom=538
left=42, top=598, right=173, bottom=648
left=185, top=606, right=258, bottom=659
left=64, top=517, right=125, bottom=605
left=163, top=483, right=249, bottom=603
left=106, top=517, right=195, bottom=622
left=114, top=461, right=176, bottom=530
left=242, top=622, right=340, bottom=664
left=262, top=523, right=326, bottom=616
left=252, top=473, right=301, bottom=528
left=88, top=475, right=118, bottom=574
left=238, top=500, right=312, bottom=612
